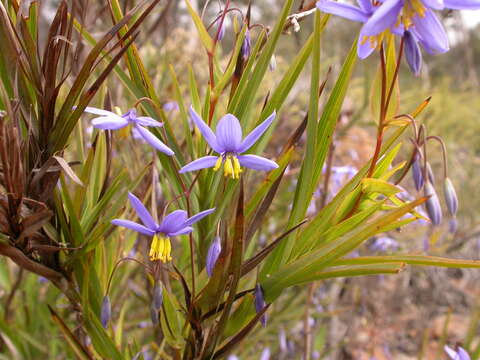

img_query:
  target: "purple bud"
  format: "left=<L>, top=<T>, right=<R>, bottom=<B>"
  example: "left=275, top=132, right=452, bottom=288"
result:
left=206, top=236, right=222, bottom=277
left=150, top=304, right=159, bottom=325
left=444, top=177, right=458, bottom=216
left=153, top=283, right=163, bottom=310
left=424, top=182, right=442, bottom=226
left=404, top=31, right=422, bottom=76
left=426, top=162, right=435, bottom=185
left=411, top=154, right=424, bottom=191
left=254, top=284, right=267, bottom=327
left=217, top=20, right=226, bottom=41
left=269, top=54, right=277, bottom=71
left=260, top=348, right=270, bottom=360
left=101, top=295, right=111, bottom=328
left=242, top=28, right=251, bottom=59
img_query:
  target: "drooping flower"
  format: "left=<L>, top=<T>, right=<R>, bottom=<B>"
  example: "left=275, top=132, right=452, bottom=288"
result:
left=81, top=107, right=174, bottom=156
left=152, top=282, right=163, bottom=310
left=179, top=107, right=278, bottom=179
left=411, top=154, right=424, bottom=191
left=424, top=181, right=442, bottom=225
left=101, top=295, right=111, bottom=329
left=206, top=236, right=222, bottom=277
left=112, top=192, right=214, bottom=262
left=444, top=177, right=458, bottom=216
left=254, top=284, right=267, bottom=327
left=445, top=345, right=471, bottom=360
left=162, top=101, right=179, bottom=112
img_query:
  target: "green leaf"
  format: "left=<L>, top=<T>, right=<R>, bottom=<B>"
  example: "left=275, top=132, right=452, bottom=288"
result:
left=184, top=0, right=213, bottom=51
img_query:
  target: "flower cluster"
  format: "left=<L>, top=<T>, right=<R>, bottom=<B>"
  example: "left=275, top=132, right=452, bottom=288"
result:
left=79, top=104, right=278, bottom=263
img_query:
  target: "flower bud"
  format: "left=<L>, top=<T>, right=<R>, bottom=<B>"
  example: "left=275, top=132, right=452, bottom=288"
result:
left=101, top=295, right=111, bottom=329
left=444, top=177, right=458, bottom=216
left=411, top=154, right=424, bottom=191
left=242, top=29, right=251, bottom=59
left=424, top=182, right=442, bottom=226
left=206, top=236, right=222, bottom=277
left=217, top=20, right=226, bottom=41
left=269, top=54, right=277, bottom=72
left=153, top=283, right=163, bottom=310
left=150, top=304, right=159, bottom=326
left=426, top=162, right=435, bottom=185
left=254, top=284, right=267, bottom=327
left=404, top=31, right=422, bottom=76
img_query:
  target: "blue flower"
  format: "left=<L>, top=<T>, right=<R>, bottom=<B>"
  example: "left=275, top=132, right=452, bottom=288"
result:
left=81, top=107, right=174, bottom=156
left=112, top=192, right=214, bottom=262
left=316, top=0, right=480, bottom=73
left=445, top=345, right=471, bottom=360
left=179, top=107, right=278, bottom=179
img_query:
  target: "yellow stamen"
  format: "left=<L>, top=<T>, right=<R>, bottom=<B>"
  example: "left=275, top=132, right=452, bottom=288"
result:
left=224, top=156, right=234, bottom=178
left=232, top=156, right=242, bottom=179
left=213, top=157, right=223, bottom=172
left=149, top=234, right=172, bottom=262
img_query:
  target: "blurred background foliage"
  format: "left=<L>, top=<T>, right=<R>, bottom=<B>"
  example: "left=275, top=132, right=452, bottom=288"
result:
left=0, top=0, right=479, bottom=359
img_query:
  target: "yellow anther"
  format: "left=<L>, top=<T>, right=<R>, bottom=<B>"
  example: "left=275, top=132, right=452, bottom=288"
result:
left=232, top=156, right=242, bottom=179
left=213, top=157, right=223, bottom=172
left=149, top=234, right=172, bottom=262
left=224, top=156, right=234, bottom=178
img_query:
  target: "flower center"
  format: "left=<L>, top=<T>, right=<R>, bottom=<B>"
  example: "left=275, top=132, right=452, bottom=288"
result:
left=149, top=234, right=172, bottom=262
left=213, top=154, right=242, bottom=179
left=402, top=0, right=426, bottom=29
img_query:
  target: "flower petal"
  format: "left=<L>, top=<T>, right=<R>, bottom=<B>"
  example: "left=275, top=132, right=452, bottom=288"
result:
left=237, top=154, right=279, bottom=171
left=179, top=156, right=219, bottom=173
left=189, top=106, right=221, bottom=153
left=183, top=208, right=216, bottom=227
left=135, top=125, right=175, bottom=156
left=237, top=111, right=276, bottom=153
left=215, top=114, right=243, bottom=152
left=127, top=192, right=157, bottom=229
left=422, top=0, right=444, bottom=9
left=83, top=106, right=118, bottom=117
left=316, top=0, right=370, bottom=22
left=111, top=219, right=155, bottom=236
left=357, top=0, right=374, bottom=13
left=357, top=33, right=376, bottom=59
left=168, top=226, right=193, bottom=237
left=362, top=0, right=403, bottom=36
left=444, top=0, right=480, bottom=8
left=92, top=116, right=129, bottom=130
left=444, top=346, right=458, bottom=359
left=413, top=10, right=449, bottom=54
left=159, top=210, right=188, bottom=234
left=135, top=117, right=163, bottom=127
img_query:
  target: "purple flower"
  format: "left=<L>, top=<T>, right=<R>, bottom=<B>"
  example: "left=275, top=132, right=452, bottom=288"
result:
left=162, top=101, right=179, bottom=112
left=206, top=236, right=222, bottom=277
left=369, top=236, right=400, bottom=252
left=81, top=107, right=174, bottom=156
left=254, top=284, right=267, bottom=327
left=445, top=345, right=471, bottom=360
left=179, top=107, right=278, bottom=179
left=112, top=192, right=214, bottom=262
left=316, top=0, right=480, bottom=73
